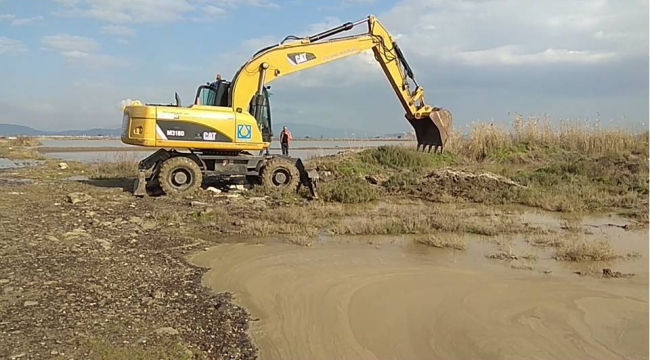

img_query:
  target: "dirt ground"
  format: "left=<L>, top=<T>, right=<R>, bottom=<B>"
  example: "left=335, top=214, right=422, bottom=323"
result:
left=1, top=142, right=648, bottom=359
left=0, top=178, right=257, bottom=360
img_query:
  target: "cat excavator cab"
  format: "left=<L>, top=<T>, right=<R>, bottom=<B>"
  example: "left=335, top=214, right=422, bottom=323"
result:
left=121, top=15, right=453, bottom=198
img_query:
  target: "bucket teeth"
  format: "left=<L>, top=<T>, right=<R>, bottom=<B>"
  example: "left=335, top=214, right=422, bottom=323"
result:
left=407, top=108, right=452, bottom=153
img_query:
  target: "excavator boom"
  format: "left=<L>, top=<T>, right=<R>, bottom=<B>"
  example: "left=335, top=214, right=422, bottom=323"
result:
left=230, top=15, right=452, bottom=150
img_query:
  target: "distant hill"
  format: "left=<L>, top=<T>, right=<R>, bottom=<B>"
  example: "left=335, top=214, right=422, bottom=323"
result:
left=0, top=124, right=121, bottom=137
left=0, top=122, right=400, bottom=139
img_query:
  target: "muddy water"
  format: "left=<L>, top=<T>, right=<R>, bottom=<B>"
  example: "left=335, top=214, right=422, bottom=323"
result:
left=190, top=214, right=649, bottom=360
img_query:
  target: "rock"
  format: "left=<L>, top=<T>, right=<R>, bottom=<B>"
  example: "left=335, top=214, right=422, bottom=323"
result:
left=50, top=350, right=59, bottom=355
left=58, top=162, right=68, bottom=170
left=23, top=300, right=39, bottom=307
left=190, top=201, right=208, bottom=207
left=140, top=220, right=158, bottom=230
left=128, top=216, right=142, bottom=224
left=206, top=187, right=222, bottom=194
left=141, top=296, right=153, bottom=305
left=364, top=174, right=388, bottom=185
left=10, top=353, right=26, bottom=359
left=63, top=228, right=91, bottom=240
left=95, top=239, right=112, bottom=251
left=66, top=192, right=92, bottom=205
left=152, top=290, right=165, bottom=299
left=319, top=170, right=334, bottom=181
left=154, top=327, right=179, bottom=336
left=229, top=184, right=248, bottom=191
left=46, top=235, right=59, bottom=242
left=0, top=279, right=9, bottom=284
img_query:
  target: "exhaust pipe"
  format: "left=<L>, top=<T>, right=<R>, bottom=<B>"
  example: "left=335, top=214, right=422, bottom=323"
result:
left=407, top=108, right=452, bottom=153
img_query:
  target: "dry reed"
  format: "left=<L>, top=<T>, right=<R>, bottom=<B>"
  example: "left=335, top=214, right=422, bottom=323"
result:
left=444, top=114, right=648, bottom=161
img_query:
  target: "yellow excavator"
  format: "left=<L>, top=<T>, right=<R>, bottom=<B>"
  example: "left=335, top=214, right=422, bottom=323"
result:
left=121, top=15, right=452, bottom=198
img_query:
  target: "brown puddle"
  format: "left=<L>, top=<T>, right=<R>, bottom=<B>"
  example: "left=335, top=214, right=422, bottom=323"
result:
left=189, top=211, right=649, bottom=360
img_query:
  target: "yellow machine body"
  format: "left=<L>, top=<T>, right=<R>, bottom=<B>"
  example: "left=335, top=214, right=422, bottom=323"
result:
left=122, top=103, right=267, bottom=152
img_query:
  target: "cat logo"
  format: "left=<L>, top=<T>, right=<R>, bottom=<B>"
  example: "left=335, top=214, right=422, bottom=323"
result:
left=294, top=53, right=307, bottom=64
left=287, top=52, right=316, bottom=66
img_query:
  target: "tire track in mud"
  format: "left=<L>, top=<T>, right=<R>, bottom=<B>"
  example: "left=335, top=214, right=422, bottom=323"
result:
left=190, top=242, right=649, bottom=360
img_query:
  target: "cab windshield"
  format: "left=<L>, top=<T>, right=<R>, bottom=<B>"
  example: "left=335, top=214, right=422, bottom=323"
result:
left=195, top=81, right=230, bottom=107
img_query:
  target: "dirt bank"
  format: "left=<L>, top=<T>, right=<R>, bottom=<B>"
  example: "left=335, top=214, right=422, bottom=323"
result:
left=191, top=230, right=649, bottom=360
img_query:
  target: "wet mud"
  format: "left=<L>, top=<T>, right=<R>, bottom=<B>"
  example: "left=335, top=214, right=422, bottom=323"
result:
left=190, top=212, right=648, bottom=360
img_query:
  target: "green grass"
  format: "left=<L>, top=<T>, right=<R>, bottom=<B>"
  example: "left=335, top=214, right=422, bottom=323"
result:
left=307, top=116, right=648, bottom=221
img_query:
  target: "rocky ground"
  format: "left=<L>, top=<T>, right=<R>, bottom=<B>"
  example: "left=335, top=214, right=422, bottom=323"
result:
left=1, top=177, right=259, bottom=360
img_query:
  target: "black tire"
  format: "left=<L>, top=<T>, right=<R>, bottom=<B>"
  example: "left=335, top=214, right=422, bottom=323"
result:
left=259, top=157, right=300, bottom=192
left=157, top=156, right=203, bottom=196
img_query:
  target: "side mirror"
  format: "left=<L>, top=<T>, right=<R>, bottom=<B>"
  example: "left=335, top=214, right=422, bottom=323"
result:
left=174, top=92, right=181, bottom=107
left=266, top=85, right=271, bottom=90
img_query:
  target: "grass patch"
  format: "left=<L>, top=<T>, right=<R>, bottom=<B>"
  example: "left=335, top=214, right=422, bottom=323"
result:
left=0, top=136, right=44, bottom=160
left=415, top=234, right=467, bottom=250
left=87, top=153, right=140, bottom=179
left=319, top=177, right=380, bottom=203
left=307, top=115, right=648, bottom=218
left=553, top=237, right=619, bottom=262
left=78, top=338, right=199, bottom=360
left=551, top=235, right=642, bottom=262
left=358, top=145, right=458, bottom=169
left=0, top=136, right=42, bottom=147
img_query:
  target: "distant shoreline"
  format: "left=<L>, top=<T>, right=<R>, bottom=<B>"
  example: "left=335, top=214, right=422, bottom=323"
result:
left=9, top=136, right=414, bottom=142
left=36, top=142, right=412, bottom=153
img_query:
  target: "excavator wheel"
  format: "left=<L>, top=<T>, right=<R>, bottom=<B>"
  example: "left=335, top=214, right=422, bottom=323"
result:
left=157, top=156, right=203, bottom=196
left=259, top=157, right=301, bottom=193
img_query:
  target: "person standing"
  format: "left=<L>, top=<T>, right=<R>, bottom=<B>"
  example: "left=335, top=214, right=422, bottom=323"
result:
left=279, top=126, right=292, bottom=156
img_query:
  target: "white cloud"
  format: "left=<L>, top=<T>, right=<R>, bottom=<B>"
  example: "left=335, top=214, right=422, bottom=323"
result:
left=0, top=14, right=14, bottom=20
left=198, top=0, right=278, bottom=8
left=0, top=37, right=27, bottom=55
left=11, top=16, right=44, bottom=26
left=191, top=4, right=227, bottom=22
left=60, top=51, right=127, bottom=69
left=102, top=25, right=136, bottom=38
left=50, top=0, right=278, bottom=23
left=215, top=0, right=647, bottom=91
left=42, top=34, right=101, bottom=53
left=41, top=34, right=126, bottom=68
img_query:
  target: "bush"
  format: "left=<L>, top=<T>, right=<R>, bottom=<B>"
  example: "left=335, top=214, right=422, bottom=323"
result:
left=359, top=145, right=457, bottom=169
left=320, top=177, right=379, bottom=203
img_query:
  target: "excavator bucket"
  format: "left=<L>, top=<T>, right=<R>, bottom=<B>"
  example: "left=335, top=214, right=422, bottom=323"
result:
left=407, top=108, right=452, bottom=153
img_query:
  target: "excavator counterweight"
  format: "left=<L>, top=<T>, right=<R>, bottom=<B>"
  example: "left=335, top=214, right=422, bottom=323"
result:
left=120, top=15, right=453, bottom=197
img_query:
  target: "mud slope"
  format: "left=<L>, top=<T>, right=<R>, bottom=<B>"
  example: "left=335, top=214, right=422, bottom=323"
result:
left=191, top=242, right=648, bottom=360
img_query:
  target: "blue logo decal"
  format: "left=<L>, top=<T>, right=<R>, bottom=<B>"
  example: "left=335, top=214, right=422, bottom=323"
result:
left=237, top=124, right=252, bottom=141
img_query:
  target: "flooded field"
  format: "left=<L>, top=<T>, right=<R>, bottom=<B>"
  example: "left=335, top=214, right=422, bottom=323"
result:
left=190, top=211, right=649, bottom=360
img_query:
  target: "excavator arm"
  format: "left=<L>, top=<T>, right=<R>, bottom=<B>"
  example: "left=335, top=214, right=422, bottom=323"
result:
left=230, top=15, right=452, bottom=150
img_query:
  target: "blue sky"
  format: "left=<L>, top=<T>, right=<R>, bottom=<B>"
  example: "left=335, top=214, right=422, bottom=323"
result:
left=0, top=0, right=648, bottom=136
